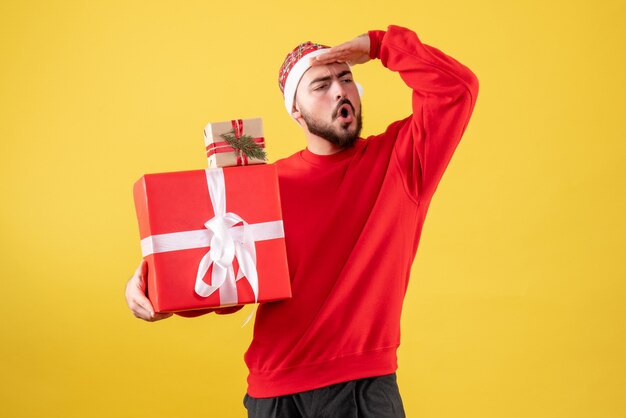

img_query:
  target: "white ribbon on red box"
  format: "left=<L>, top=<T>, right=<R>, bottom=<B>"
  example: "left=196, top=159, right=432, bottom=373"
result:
left=140, top=168, right=285, bottom=306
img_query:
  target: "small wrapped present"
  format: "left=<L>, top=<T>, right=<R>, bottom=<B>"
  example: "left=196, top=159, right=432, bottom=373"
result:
left=204, top=118, right=267, bottom=168
left=133, top=164, right=291, bottom=313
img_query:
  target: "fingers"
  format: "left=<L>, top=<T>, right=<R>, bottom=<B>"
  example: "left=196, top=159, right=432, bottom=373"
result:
left=128, top=294, right=171, bottom=321
left=131, top=301, right=154, bottom=321
left=125, top=280, right=154, bottom=320
left=311, top=46, right=353, bottom=66
left=125, top=260, right=171, bottom=322
left=311, top=34, right=370, bottom=67
left=311, top=48, right=368, bottom=66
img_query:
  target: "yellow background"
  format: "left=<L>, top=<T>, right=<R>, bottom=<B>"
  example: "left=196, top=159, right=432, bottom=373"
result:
left=1, top=0, right=624, bottom=417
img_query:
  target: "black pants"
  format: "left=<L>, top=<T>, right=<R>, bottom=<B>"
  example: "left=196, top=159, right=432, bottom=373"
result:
left=243, top=373, right=406, bottom=418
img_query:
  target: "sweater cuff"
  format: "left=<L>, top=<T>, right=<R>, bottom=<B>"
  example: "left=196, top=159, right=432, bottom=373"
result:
left=215, top=305, right=244, bottom=315
left=175, top=308, right=216, bottom=318
left=174, top=305, right=244, bottom=317
left=368, top=30, right=386, bottom=59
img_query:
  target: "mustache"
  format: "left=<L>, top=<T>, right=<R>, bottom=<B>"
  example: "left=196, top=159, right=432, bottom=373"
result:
left=332, top=99, right=356, bottom=120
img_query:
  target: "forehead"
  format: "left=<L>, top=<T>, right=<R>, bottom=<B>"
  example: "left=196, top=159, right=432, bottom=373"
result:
left=300, top=62, right=352, bottom=85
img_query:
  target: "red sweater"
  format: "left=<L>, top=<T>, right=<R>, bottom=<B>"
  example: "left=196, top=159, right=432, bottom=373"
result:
left=242, top=25, right=479, bottom=397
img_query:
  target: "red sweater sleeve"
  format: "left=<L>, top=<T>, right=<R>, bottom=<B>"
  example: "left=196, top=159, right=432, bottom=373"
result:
left=369, top=25, right=479, bottom=200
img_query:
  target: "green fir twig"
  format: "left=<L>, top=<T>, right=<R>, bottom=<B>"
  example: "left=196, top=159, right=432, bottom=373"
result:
left=220, top=130, right=267, bottom=161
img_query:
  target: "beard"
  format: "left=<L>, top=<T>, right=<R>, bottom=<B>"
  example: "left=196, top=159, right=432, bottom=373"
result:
left=300, top=99, right=363, bottom=149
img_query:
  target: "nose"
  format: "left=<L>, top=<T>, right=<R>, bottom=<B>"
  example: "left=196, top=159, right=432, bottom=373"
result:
left=332, top=80, right=347, bottom=101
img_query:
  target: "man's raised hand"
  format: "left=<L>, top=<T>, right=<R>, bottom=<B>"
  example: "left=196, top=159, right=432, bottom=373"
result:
left=311, top=33, right=371, bottom=67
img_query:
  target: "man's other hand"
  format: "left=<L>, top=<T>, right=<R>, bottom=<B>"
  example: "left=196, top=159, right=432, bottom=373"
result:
left=125, top=260, right=173, bottom=322
left=311, top=33, right=371, bottom=67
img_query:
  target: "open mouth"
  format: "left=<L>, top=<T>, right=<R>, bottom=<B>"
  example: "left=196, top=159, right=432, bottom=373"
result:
left=335, top=102, right=354, bottom=122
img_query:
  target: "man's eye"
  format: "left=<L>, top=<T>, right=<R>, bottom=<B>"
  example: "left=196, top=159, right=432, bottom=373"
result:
left=342, top=78, right=353, bottom=83
left=314, top=84, right=328, bottom=91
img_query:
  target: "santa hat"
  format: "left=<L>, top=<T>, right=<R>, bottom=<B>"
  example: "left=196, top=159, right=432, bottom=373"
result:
left=278, top=41, right=363, bottom=117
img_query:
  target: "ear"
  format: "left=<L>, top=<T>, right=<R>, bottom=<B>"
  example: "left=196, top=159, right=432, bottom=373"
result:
left=292, top=101, right=302, bottom=121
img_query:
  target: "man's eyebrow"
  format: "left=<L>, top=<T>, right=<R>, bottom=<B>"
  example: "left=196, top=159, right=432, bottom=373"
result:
left=336, top=70, right=353, bottom=79
left=308, top=70, right=353, bottom=86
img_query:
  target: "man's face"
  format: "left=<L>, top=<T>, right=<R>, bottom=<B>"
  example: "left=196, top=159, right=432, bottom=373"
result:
left=294, top=62, right=362, bottom=148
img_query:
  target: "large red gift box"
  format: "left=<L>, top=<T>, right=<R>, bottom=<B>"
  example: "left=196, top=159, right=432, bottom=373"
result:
left=133, top=164, right=291, bottom=313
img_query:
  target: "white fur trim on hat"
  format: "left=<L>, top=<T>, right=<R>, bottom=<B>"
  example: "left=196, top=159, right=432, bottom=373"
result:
left=283, top=48, right=329, bottom=115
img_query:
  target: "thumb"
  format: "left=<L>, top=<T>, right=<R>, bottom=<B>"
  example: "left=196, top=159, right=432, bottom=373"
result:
left=140, top=259, right=148, bottom=277
left=134, top=259, right=148, bottom=292
left=137, top=260, right=153, bottom=314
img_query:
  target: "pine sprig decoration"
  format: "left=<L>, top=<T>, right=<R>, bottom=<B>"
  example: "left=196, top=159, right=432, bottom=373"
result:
left=220, top=130, right=267, bottom=161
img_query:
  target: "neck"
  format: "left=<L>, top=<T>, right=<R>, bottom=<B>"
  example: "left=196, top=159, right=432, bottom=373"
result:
left=305, top=133, right=344, bottom=155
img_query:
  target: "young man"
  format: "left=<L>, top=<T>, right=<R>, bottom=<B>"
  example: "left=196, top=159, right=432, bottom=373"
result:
left=126, top=25, right=479, bottom=417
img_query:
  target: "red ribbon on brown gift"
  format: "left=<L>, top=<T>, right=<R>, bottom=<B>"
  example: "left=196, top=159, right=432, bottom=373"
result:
left=205, top=119, right=265, bottom=166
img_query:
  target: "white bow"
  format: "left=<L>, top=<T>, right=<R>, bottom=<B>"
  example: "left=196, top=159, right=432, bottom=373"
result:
left=193, top=169, right=259, bottom=305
